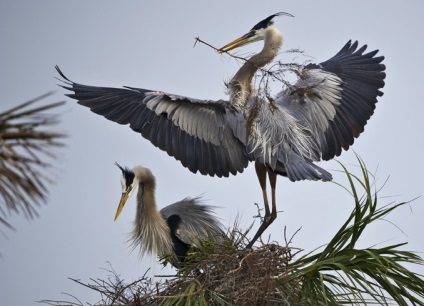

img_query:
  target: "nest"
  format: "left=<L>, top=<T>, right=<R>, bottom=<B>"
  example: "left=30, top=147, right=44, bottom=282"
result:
left=159, top=241, right=302, bottom=305
left=41, top=239, right=302, bottom=306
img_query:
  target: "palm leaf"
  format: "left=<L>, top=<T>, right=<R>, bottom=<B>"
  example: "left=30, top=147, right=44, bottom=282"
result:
left=292, top=155, right=424, bottom=305
left=0, top=92, right=65, bottom=229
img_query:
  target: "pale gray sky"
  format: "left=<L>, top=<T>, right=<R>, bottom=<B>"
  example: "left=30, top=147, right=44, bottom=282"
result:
left=1, top=1, right=424, bottom=305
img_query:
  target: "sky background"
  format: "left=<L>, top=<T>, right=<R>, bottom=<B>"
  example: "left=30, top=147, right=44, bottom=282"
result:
left=1, top=1, right=424, bottom=305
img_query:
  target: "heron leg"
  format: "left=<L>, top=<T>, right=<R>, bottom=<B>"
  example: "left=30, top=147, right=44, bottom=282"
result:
left=255, top=162, right=270, bottom=216
left=268, top=168, right=278, bottom=222
left=246, top=163, right=274, bottom=248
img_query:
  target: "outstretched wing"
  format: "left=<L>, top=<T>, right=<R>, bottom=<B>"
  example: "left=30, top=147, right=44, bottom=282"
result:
left=160, top=197, right=225, bottom=247
left=277, top=40, right=385, bottom=160
left=56, top=66, right=249, bottom=177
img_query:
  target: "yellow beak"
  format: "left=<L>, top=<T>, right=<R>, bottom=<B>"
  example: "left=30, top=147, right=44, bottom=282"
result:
left=114, top=193, right=129, bottom=221
left=218, top=32, right=254, bottom=53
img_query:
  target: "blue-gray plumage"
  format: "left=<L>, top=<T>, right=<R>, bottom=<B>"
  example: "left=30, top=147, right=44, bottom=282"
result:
left=114, top=163, right=224, bottom=267
left=57, top=13, right=385, bottom=248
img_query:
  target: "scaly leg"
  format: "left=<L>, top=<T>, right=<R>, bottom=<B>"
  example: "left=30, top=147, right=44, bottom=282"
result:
left=246, top=162, right=275, bottom=248
left=268, top=168, right=278, bottom=223
left=255, top=161, right=270, bottom=216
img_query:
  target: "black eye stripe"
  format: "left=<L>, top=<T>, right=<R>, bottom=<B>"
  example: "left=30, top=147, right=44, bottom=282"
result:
left=250, top=12, right=293, bottom=31
left=115, top=162, right=135, bottom=188
left=251, top=14, right=277, bottom=31
left=123, top=169, right=135, bottom=188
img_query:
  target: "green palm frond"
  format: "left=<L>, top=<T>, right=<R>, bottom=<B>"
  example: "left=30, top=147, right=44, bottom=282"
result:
left=292, top=155, right=424, bottom=305
left=0, top=92, right=65, bottom=229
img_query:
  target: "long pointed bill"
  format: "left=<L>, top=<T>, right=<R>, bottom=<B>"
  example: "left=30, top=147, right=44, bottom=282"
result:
left=114, top=193, right=129, bottom=221
left=218, top=32, right=256, bottom=53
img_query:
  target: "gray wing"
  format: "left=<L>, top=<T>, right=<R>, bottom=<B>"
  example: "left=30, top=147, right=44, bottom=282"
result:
left=277, top=40, right=386, bottom=160
left=55, top=66, right=249, bottom=177
left=160, top=197, right=225, bottom=247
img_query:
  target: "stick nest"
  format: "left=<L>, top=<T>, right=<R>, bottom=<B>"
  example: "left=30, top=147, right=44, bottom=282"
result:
left=41, top=239, right=302, bottom=306
left=160, top=240, right=301, bottom=305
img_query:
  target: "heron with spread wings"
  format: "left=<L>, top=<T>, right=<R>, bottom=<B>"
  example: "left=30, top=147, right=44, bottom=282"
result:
left=57, top=13, right=385, bottom=248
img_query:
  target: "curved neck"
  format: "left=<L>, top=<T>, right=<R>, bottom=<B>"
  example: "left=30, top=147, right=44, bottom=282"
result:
left=132, top=179, right=173, bottom=256
left=229, top=26, right=283, bottom=108
left=136, top=180, right=158, bottom=221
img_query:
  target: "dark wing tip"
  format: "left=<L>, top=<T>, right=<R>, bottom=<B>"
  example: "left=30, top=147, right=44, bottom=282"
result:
left=54, top=65, right=76, bottom=90
left=55, top=65, right=69, bottom=81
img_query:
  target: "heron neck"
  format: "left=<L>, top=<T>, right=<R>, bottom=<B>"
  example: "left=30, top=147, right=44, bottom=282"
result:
left=229, top=27, right=282, bottom=108
left=137, top=181, right=159, bottom=219
left=132, top=181, right=173, bottom=256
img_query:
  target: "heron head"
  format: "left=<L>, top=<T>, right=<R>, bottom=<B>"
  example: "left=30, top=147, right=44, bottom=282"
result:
left=218, top=12, right=294, bottom=53
left=114, top=162, right=137, bottom=221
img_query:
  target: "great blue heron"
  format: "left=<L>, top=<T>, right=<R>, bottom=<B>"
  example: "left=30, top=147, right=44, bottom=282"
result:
left=114, top=163, right=224, bottom=267
left=56, top=13, right=385, bottom=248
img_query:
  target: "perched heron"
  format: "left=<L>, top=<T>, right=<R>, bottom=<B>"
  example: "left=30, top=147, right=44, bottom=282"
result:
left=114, top=163, right=224, bottom=267
left=57, top=13, right=385, bottom=248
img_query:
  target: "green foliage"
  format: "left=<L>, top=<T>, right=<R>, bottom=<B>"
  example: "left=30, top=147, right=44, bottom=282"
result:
left=292, top=156, right=424, bottom=305
left=162, top=281, right=208, bottom=306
